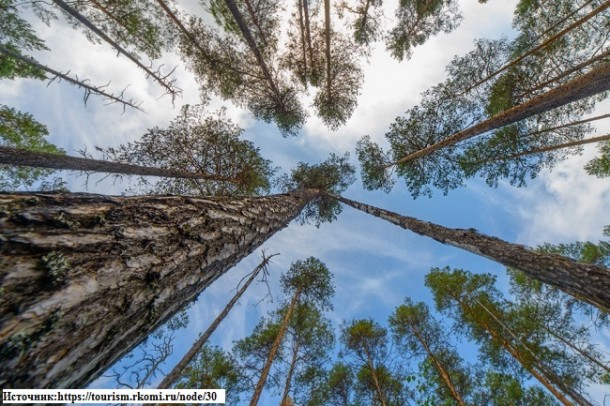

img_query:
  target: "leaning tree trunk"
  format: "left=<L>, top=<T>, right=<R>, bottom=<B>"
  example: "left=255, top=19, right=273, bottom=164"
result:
left=0, top=190, right=318, bottom=388
left=388, top=62, right=610, bottom=166
left=157, top=253, right=278, bottom=389
left=0, top=146, right=237, bottom=182
left=333, top=194, right=610, bottom=313
left=250, top=286, right=302, bottom=406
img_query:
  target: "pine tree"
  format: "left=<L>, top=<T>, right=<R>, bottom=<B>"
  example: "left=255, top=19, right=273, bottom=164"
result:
left=331, top=193, right=610, bottom=312
left=0, top=189, right=319, bottom=388
left=249, top=257, right=334, bottom=406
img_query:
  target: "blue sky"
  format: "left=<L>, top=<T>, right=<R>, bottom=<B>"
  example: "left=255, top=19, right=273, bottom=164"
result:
left=2, top=0, right=610, bottom=403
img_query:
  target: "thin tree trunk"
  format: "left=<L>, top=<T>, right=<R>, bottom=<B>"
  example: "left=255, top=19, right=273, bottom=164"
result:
left=0, top=46, right=142, bottom=111
left=303, top=0, right=315, bottom=72
left=469, top=133, right=610, bottom=167
left=472, top=298, right=592, bottom=406
left=242, top=0, right=268, bottom=48
left=545, top=327, right=610, bottom=375
left=521, top=48, right=610, bottom=97
left=250, top=287, right=302, bottom=406
left=459, top=0, right=610, bottom=96
left=332, top=194, right=610, bottom=313
left=413, top=328, right=466, bottom=405
left=323, top=0, right=332, bottom=98
left=157, top=253, right=278, bottom=389
left=87, top=0, right=156, bottom=54
left=297, top=0, right=308, bottom=84
left=153, top=0, right=261, bottom=82
left=388, top=62, right=610, bottom=167
left=477, top=317, right=575, bottom=406
left=280, top=339, right=300, bottom=406
left=52, top=0, right=180, bottom=98
left=0, top=190, right=318, bottom=388
left=363, top=345, right=388, bottom=406
left=0, top=146, right=239, bottom=182
left=224, top=0, right=280, bottom=97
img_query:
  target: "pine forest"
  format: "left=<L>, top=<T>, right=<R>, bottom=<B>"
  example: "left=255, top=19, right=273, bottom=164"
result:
left=1, top=0, right=610, bottom=404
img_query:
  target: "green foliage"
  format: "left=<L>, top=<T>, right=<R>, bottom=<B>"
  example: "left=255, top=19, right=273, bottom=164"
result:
left=0, top=105, right=65, bottom=191
left=280, top=257, right=335, bottom=310
left=277, top=152, right=355, bottom=225
left=313, top=38, right=363, bottom=131
left=175, top=344, right=244, bottom=404
left=41, top=251, right=70, bottom=289
left=386, top=0, right=462, bottom=61
left=102, top=103, right=274, bottom=196
left=356, top=135, right=395, bottom=192
left=0, top=0, right=48, bottom=80
left=584, top=140, right=610, bottom=178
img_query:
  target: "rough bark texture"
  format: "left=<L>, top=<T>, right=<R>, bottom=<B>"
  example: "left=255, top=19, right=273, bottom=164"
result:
left=391, top=62, right=610, bottom=166
left=0, top=190, right=317, bottom=388
left=0, top=147, right=235, bottom=181
left=334, top=194, right=610, bottom=313
left=157, top=254, right=276, bottom=389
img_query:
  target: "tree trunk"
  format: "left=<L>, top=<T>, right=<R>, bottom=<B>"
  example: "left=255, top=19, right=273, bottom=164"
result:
left=302, top=0, right=315, bottom=73
left=250, top=287, right=302, bottom=406
left=472, top=298, right=592, bottom=406
left=389, top=62, right=610, bottom=166
left=0, top=146, right=238, bottom=182
left=0, top=46, right=142, bottom=111
left=323, top=0, right=332, bottom=99
left=51, top=0, right=179, bottom=98
left=280, top=338, right=300, bottom=406
left=545, top=327, right=610, bottom=375
left=297, top=0, right=308, bottom=83
left=0, top=190, right=318, bottom=388
left=157, top=253, right=278, bottom=389
left=363, top=345, right=388, bottom=406
left=223, top=0, right=280, bottom=97
left=460, top=0, right=610, bottom=96
left=333, top=194, right=610, bottom=313
left=471, top=133, right=610, bottom=166
left=413, top=328, right=466, bottom=405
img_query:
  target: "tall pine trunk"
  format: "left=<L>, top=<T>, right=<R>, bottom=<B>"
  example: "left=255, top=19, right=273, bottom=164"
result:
left=0, top=190, right=317, bottom=388
left=250, top=286, right=302, bottom=406
left=157, top=253, right=277, bottom=389
left=333, top=194, right=610, bottom=313
left=0, top=146, right=236, bottom=182
left=389, top=62, right=610, bottom=166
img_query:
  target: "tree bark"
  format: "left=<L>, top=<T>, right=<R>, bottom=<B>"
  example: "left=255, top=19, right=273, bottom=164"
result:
left=363, top=345, right=388, bottom=406
left=388, top=62, right=610, bottom=167
left=0, top=146, right=238, bottom=182
left=157, top=253, right=277, bottom=389
left=52, top=0, right=179, bottom=98
left=333, top=194, right=610, bottom=313
left=0, top=190, right=318, bottom=388
left=249, top=287, right=302, bottom=406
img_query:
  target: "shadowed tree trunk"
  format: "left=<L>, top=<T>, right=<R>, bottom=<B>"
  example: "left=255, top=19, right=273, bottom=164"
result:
left=0, top=190, right=318, bottom=388
left=0, top=146, right=239, bottom=182
left=157, top=253, right=278, bottom=389
left=332, top=194, right=610, bottom=313
left=387, top=62, right=610, bottom=166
